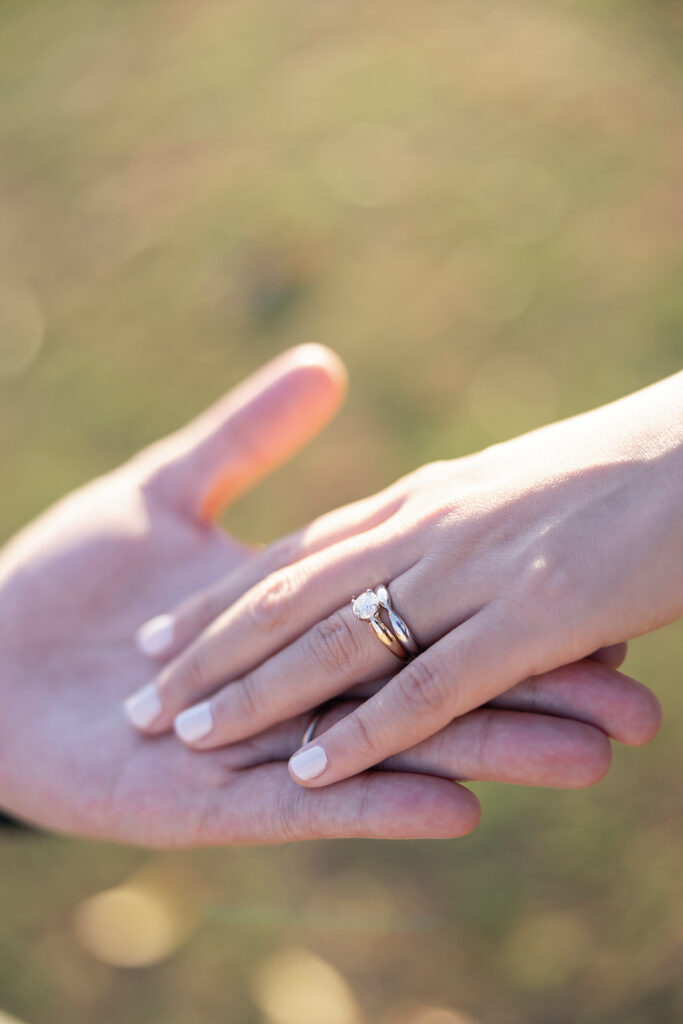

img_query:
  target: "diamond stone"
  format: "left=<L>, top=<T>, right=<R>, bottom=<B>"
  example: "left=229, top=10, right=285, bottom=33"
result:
left=352, top=589, right=380, bottom=620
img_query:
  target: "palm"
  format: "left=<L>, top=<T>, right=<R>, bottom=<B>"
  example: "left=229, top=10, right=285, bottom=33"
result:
left=0, top=463, right=284, bottom=845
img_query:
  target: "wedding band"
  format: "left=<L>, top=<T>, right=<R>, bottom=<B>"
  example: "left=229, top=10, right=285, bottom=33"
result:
left=351, top=584, right=420, bottom=659
left=302, top=708, right=325, bottom=747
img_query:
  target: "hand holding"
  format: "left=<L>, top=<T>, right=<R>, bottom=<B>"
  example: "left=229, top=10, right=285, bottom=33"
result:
left=2, top=346, right=481, bottom=843
left=127, top=374, right=677, bottom=788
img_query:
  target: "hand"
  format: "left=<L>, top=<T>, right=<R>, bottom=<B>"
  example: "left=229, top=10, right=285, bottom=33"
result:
left=5, top=346, right=657, bottom=845
left=2, top=344, right=477, bottom=845
left=124, top=376, right=675, bottom=789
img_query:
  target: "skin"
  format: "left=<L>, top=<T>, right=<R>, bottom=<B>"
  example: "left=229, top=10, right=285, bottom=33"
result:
left=128, top=368, right=680, bottom=791
left=0, top=345, right=662, bottom=846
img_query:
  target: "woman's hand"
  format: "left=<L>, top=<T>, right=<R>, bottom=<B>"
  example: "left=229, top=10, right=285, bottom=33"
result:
left=126, top=373, right=680, bottom=788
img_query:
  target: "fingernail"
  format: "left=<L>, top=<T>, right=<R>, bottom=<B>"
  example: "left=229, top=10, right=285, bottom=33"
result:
left=174, top=702, right=214, bottom=744
left=124, top=683, right=163, bottom=730
left=136, top=615, right=175, bottom=658
left=289, top=745, right=328, bottom=782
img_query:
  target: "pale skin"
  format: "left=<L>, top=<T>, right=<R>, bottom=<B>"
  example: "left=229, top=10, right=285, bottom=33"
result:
left=0, top=346, right=663, bottom=846
left=127, top=367, right=681, bottom=790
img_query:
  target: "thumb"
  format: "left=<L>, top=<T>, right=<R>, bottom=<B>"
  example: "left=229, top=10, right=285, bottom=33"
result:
left=139, top=344, right=347, bottom=521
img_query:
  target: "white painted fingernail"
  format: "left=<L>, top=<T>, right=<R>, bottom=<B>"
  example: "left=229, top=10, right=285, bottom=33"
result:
left=174, top=702, right=214, bottom=744
left=124, top=683, right=163, bottom=730
left=136, top=615, right=175, bottom=658
left=289, top=745, right=328, bottom=782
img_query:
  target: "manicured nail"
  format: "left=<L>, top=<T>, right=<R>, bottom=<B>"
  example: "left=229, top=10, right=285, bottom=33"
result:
left=174, top=702, right=214, bottom=744
left=124, top=683, right=163, bottom=730
left=136, top=615, right=175, bottom=658
left=289, top=745, right=328, bottom=782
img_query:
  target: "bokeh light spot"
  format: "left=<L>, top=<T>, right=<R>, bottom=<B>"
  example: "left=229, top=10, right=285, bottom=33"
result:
left=74, top=881, right=191, bottom=968
left=253, top=948, right=361, bottom=1024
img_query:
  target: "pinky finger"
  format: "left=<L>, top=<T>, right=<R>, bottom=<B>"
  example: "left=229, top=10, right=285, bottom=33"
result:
left=199, top=763, right=481, bottom=844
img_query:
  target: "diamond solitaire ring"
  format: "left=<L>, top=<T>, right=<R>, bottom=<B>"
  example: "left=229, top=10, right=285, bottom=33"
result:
left=351, top=585, right=419, bottom=660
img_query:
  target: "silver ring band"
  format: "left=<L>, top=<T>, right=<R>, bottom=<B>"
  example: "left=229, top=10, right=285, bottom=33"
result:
left=302, top=708, right=325, bottom=747
left=351, top=584, right=420, bottom=660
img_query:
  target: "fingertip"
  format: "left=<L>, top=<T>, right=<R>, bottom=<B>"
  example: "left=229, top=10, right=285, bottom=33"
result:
left=568, top=726, right=613, bottom=789
left=622, top=684, right=662, bottom=747
left=289, top=745, right=329, bottom=785
left=283, top=343, right=348, bottom=419
left=402, top=778, right=481, bottom=839
left=450, top=783, right=482, bottom=837
left=366, top=775, right=481, bottom=840
left=174, top=701, right=214, bottom=745
left=124, top=682, right=163, bottom=733
left=135, top=615, right=175, bottom=659
left=593, top=666, right=663, bottom=747
left=590, top=641, right=629, bottom=669
left=288, top=343, right=348, bottom=396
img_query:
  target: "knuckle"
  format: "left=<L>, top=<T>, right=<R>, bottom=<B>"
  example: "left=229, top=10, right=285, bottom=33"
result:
left=179, top=642, right=212, bottom=696
left=308, top=611, right=359, bottom=677
left=514, top=544, right=576, bottom=629
left=345, top=710, right=383, bottom=761
left=473, top=709, right=498, bottom=769
left=398, top=656, right=450, bottom=717
left=517, top=672, right=544, bottom=713
left=274, top=785, right=314, bottom=842
left=248, top=570, right=296, bottom=634
left=234, top=672, right=264, bottom=722
left=264, top=533, right=305, bottom=573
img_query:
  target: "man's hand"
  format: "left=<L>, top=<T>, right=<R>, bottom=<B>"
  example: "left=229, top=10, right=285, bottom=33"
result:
left=0, top=346, right=483, bottom=845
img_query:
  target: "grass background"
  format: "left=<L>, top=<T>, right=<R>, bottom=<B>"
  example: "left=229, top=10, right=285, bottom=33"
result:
left=0, top=1, right=681, bottom=1022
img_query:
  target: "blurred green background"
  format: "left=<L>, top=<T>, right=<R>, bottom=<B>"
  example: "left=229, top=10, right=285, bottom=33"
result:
left=0, top=1, right=681, bottom=1022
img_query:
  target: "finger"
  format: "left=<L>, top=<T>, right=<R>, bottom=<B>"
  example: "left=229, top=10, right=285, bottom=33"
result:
left=233, top=700, right=611, bottom=787
left=137, top=344, right=347, bottom=522
left=125, top=529, right=410, bottom=733
left=384, top=710, right=613, bottom=787
left=194, top=763, right=481, bottom=844
left=490, top=660, right=661, bottom=747
left=169, top=599, right=400, bottom=747
left=341, top=659, right=660, bottom=748
left=196, top=657, right=658, bottom=775
left=287, top=604, right=532, bottom=787
left=168, top=632, right=632, bottom=755
left=272, top=702, right=612, bottom=789
left=136, top=488, right=404, bottom=661
left=589, top=642, right=628, bottom=669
